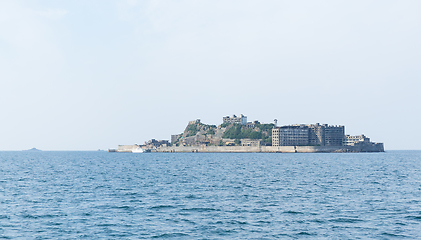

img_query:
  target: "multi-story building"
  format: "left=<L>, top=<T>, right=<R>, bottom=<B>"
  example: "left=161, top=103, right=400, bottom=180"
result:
left=324, top=125, right=345, bottom=146
left=272, top=127, right=280, bottom=146
left=272, top=123, right=345, bottom=146
left=308, top=123, right=325, bottom=146
left=223, top=114, right=247, bottom=125
left=277, top=125, right=310, bottom=146
left=343, top=134, right=370, bottom=146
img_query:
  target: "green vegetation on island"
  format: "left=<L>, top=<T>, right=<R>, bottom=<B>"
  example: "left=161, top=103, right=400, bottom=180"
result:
left=185, top=121, right=217, bottom=137
left=222, top=122, right=274, bottom=140
left=171, top=119, right=274, bottom=147
left=113, top=114, right=384, bottom=153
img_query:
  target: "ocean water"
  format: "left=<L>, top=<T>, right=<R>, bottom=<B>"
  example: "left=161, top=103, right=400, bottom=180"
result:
left=0, top=151, right=420, bottom=239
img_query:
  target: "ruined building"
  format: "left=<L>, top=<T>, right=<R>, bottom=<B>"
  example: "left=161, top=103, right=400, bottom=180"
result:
left=223, top=114, right=247, bottom=125
left=272, top=123, right=345, bottom=146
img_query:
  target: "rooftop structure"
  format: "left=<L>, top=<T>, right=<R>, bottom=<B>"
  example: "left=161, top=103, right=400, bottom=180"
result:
left=223, top=114, right=247, bottom=125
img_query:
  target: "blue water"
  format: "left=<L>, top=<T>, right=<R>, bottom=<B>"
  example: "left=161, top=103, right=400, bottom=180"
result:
left=1, top=151, right=420, bottom=239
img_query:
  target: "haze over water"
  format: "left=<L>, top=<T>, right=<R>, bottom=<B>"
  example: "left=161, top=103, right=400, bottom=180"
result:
left=1, top=151, right=420, bottom=239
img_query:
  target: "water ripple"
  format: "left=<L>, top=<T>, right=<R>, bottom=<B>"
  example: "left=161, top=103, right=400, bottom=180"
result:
left=0, top=151, right=420, bottom=239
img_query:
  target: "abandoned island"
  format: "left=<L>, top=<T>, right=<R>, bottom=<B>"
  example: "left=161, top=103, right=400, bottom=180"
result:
left=111, top=114, right=384, bottom=153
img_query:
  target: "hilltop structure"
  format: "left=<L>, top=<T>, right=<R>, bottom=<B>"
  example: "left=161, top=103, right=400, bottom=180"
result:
left=223, top=114, right=247, bottom=125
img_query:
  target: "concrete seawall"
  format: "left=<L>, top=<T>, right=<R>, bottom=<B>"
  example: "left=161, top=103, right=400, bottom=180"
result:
left=153, top=143, right=384, bottom=153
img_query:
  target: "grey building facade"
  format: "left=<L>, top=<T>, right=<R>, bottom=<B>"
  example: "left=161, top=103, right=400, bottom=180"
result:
left=278, top=125, right=310, bottom=146
left=324, top=125, right=345, bottom=146
left=272, top=123, right=345, bottom=147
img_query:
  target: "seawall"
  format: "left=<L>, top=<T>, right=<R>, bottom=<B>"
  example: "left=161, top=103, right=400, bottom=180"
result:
left=152, top=143, right=384, bottom=153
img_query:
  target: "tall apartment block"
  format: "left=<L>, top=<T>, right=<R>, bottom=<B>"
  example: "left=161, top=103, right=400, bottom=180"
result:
left=324, top=125, right=345, bottom=146
left=272, top=123, right=345, bottom=146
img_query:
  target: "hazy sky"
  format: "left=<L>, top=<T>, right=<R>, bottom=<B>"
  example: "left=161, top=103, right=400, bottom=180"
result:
left=1, top=0, right=420, bottom=150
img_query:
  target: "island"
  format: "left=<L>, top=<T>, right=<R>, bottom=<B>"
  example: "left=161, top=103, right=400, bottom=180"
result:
left=23, top=148, right=42, bottom=151
left=110, top=114, right=384, bottom=153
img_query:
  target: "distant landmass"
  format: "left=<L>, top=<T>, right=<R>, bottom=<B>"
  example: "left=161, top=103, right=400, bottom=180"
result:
left=111, top=114, right=384, bottom=153
left=24, top=148, right=42, bottom=151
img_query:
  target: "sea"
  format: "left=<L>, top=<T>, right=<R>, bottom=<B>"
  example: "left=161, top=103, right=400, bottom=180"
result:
left=0, top=151, right=420, bottom=239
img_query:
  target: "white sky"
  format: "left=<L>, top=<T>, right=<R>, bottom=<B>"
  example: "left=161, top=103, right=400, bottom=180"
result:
left=0, top=0, right=420, bottom=150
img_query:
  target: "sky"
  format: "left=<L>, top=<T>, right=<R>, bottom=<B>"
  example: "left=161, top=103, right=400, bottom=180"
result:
left=0, top=0, right=420, bottom=150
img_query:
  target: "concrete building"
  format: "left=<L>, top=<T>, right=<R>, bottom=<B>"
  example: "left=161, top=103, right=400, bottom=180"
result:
left=324, top=125, right=345, bottom=146
left=272, top=123, right=345, bottom=147
left=277, top=125, right=310, bottom=146
left=272, top=127, right=280, bottom=146
left=343, top=134, right=370, bottom=146
left=244, top=120, right=260, bottom=129
left=240, top=139, right=262, bottom=147
left=223, top=114, right=247, bottom=125
left=308, top=123, right=325, bottom=146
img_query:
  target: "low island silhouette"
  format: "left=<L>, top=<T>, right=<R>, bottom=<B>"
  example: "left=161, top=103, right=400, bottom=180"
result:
left=111, top=114, right=384, bottom=153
